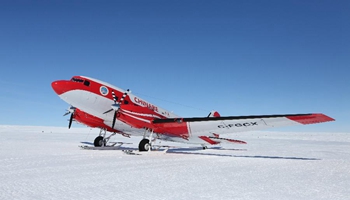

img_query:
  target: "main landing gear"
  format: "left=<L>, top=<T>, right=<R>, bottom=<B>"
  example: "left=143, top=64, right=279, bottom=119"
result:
left=92, top=128, right=156, bottom=152
left=94, top=136, right=105, bottom=147
left=93, top=129, right=116, bottom=147
left=138, top=138, right=150, bottom=151
left=138, top=128, right=155, bottom=152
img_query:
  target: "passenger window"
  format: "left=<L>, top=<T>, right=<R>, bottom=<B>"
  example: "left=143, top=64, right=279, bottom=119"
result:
left=84, top=80, right=90, bottom=86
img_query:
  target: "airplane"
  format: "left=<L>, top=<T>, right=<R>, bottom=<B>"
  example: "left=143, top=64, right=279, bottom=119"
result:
left=51, top=76, right=335, bottom=151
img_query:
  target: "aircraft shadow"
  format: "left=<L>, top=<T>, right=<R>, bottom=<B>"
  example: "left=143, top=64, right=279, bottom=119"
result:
left=80, top=142, right=320, bottom=160
left=167, top=148, right=321, bottom=160
left=80, top=142, right=94, bottom=146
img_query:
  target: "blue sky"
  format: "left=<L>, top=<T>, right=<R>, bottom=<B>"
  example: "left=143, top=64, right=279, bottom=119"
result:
left=0, top=0, right=349, bottom=132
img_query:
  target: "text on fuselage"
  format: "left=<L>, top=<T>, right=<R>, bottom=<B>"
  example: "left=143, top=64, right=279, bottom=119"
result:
left=218, top=122, right=258, bottom=128
left=134, top=97, right=159, bottom=112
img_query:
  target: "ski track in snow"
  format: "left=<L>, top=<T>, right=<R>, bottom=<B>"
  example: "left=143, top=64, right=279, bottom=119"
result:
left=0, top=125, right=349, bottom=200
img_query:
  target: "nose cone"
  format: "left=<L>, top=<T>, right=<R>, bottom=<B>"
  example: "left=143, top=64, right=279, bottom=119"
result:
left=51, top=80, right=68, bottom=95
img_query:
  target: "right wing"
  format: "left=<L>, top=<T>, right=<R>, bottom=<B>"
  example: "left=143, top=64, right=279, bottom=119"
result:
left=152, top=113, right=334, bottom=136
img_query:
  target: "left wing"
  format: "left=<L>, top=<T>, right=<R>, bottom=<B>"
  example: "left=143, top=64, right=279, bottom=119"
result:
left=152, top=113, right=334, bottom=136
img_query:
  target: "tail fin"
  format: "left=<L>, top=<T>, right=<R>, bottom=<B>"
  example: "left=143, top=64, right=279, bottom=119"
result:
left=207, top=111, right=220, bottom=118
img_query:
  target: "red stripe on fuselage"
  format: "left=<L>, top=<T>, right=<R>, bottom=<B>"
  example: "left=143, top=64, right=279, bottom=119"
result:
left=117, top=105, right=165, bottom=129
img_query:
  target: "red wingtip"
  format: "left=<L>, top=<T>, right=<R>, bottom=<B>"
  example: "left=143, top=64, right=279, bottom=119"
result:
left=287, top=113, right=335, bottom=125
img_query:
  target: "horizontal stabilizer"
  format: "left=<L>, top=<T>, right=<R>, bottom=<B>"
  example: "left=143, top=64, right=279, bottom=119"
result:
left=199, top=136, right=247, bottom=145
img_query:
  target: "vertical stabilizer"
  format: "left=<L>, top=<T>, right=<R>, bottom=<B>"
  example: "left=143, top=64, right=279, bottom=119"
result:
left=207, top=110, right=221, bottom=118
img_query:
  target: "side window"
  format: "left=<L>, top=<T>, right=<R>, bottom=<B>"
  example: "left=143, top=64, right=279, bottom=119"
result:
left=84, top=80, right=90, bottom=86
left=124, top=100, right=129, bottom=104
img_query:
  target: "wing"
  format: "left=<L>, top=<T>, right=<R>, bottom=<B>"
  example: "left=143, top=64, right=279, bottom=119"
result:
left=152, top=113, right=334, bottom=136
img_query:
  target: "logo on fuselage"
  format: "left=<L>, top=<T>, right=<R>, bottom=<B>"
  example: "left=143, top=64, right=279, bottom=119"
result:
left=100, top=86, right=109, bottom=96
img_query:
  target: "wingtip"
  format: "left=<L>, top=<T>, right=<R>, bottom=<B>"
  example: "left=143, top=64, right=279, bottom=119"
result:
left=287, top=113, right=335, bottom=125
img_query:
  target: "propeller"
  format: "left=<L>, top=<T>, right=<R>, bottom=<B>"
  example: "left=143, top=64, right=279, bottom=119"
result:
left=63, top=106, right=76, bottom=129
left=103, top=89, right=130, bottom=129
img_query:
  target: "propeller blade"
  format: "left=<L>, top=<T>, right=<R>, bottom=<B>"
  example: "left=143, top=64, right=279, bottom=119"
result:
left=63, top=106, right=76, bottom=129
left=112, top=111, right=117, bottom=130
left=68, top=113, right=73, bottom=129
left=118, top=89, right=130, bottom=105
left=111, top=91, right=117, bottom=103
left=103, top=109, right=114, bottom=114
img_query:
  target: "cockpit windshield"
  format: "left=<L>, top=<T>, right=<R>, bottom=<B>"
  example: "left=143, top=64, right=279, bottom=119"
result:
left=71, top=77, right=84, bottom=83
left=70, top=77, right=90, bottom=87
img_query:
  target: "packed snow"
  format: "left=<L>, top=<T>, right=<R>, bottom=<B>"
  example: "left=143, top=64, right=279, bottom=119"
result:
left=0, top=125, right=349, bottom=200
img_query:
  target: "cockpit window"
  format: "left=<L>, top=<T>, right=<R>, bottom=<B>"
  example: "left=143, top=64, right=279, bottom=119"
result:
left=71, top=78, right=84, bottom=83
left=124, top=100, right=129, bottom=104
left=84, top=80, right=90, bottom=86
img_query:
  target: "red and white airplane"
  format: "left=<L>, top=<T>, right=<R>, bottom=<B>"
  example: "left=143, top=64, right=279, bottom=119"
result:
left=52, top=76, right=335, bottom=151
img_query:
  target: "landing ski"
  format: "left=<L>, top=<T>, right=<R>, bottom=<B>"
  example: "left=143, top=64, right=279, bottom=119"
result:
left=79, top=145, right=122, bottom=150
left=122, top=150, right=141, bottom=155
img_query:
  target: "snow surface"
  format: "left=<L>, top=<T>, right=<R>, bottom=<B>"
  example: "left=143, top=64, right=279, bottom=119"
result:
left=0, top=125, right=349, bottom=200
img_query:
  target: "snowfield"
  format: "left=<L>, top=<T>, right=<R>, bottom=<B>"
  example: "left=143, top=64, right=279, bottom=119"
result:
left=0, top=125, right=349, bottom=200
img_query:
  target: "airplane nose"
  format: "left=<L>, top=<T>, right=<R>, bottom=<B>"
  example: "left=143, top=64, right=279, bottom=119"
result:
left=51, top=80, right=68, bottom=95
